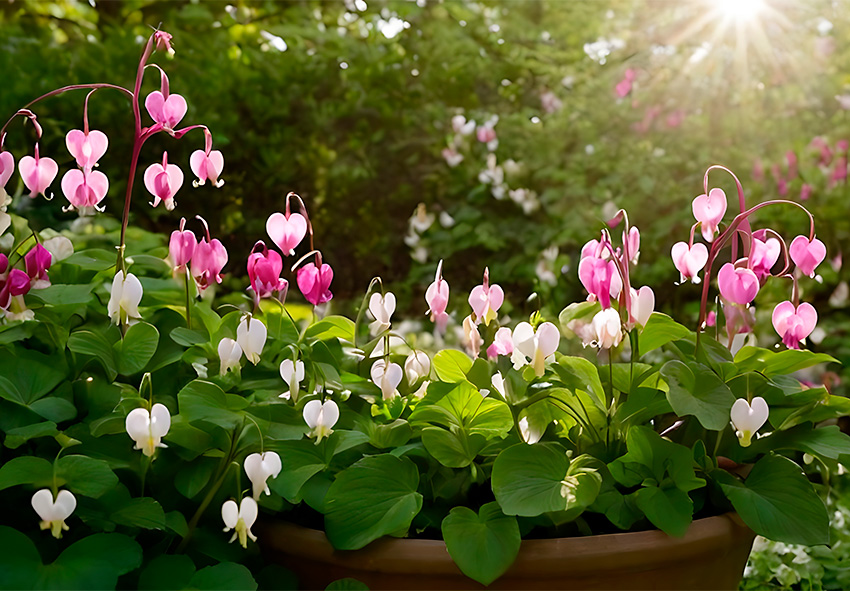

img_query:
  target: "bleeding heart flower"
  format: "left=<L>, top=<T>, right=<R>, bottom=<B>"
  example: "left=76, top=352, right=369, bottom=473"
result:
left=266, top=212, right=307, bottom=256
left=169, top=218, right=197, bottom=272
left=487, top=326, right=514, bottom=360
left=0, top=150, right=15, bottom=189
left=404, top=351, right=430, bottom=384
left=511, top=321, right=560, bottom=377
left=244, top=451, right=282, bottom=500
left=108, top=271, right=143, bottom=326
left=717, top=263, right=759, bottom=305
left=19, top=145, right=58, bottom=198
left=297, top=261, right=333, bottom=305
left=192, top=219, right=228, bottom=291
left=125, top=403, right=171, bottom=457
left=592, top=308, right=623, bottom=349
left=789, top=235, right=826, bottom=278
left=749, top=236, right=781, bottom=282
left=221, top=497, right=258, bottom=548
left=144, top=152, right=184, bottom=211
left=628, top=286, right=654, bottom=328
left=145, top=90, right=187, bottom=131
left=425, top=260, right=450, bottom=332
left=42, top=236, right=73, bottom=263
left=468, top=268, right=504, bottom=325
left=25, top=243, right=52, bottom=290
left=280, top=358, right=305, bottom=401
left=247, top=242, right=287, bottom=301
left=218, top=338, right=242, bottom=376
left=31, top=489, right=76, bottom=539
left=190, top=149, right=225, bottom=188
left=772, top=301, right=817, bottom=350
left=671, top=242, right=708, bottom=284
left=303, top=399, right=339, bottom=443
left=371, top=359, right=403, bottom=400
left=578, top=255, right=622, bottom=309
left=236, top=315, right=267, bottom=365
left=369, top=291, right=396, bottom=335
left=730, top=397, right=769, bottom=447
left=624, top=226, right=640, bottom=264
left=61, top=168, right=109, bottom=211
left=65, top=129, right=108, bottom=169
left=0, top=268, right=31, bottom=312
left=462, top=314, right=483, bottom=358
left=692, top=188, right=727, bottom=242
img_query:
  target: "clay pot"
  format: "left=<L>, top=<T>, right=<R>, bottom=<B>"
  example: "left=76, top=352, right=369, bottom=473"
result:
left=259, top=513, right=756, bottom=590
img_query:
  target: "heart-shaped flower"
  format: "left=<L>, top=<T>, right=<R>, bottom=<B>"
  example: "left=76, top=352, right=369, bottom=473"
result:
left=425, top=260, right=450, bottom=332
left=19, top=146, right=58, bottom=198
left=297, top=261, right=333, bottom=306
left=692, top=188, right=727, bottom=242
left=0, top=150, right=15, bottom=189
left=750, top=236, right=781, bottom=281
left=108, top=271, right=143, bottom=326
left=247, top=243, right=287, bottom=301
left=169, top=218, right=197, bottom=271
left=462, top=314, right=483, bottom=357
left=730, top=397, right=769, bottom=447
left=511, top=321, right=560, bottom=376
left=578, top=255, right=621, bottom=309
left=487, top=326, right=514, bottom=360
left=772, top=301, right=817, bottom=350
left=303, top=399, right=339, bottom=442
left=371, top=359, right=403, bottom=400
left=236, top=315, right=267, bottom=365
left=31, top=489, right=76, bottom=539
left=144, top=152, right=184, bottom=211
left=218, top=338, right=243, bottom=376
left=368, top=292, right=396, bottom=335
left=468, top=269, right=504, bottom=325
left=624, top=226, right=640, bottom=264
left=190, top=149, right=225, bottom=188
left=61, top=169, right=109, bottom=211
left=125, top=403, right=171, bottom=457
left=144, top=90, right=187, bottom=130
left=592, top=308, right=623, bottom=349
left=628, top=286, right=654, bottom=329
left=192, top=222, right=228, bottom=292
left=25, top=243, right=52, bottom=290
left=279, top=358, right=305, bottom=402
left=221, top=497, right=258, bottom=548
left=717, top=263, right=759, bottom=305
left=789, top=235, right=826, bottom=278
left=266, top=212, right=307, bottom=256
left=671, top=242, right=708, bottom=284
left=244, top=451, right=282, bottom=500
left=65, top=129, right=108, bottom=169
left=404, top=351, right=430, bottom=384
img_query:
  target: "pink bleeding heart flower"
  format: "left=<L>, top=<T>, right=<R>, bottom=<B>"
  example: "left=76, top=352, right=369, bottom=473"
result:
left=0, top=150, right=15, bottom=189
left=192, top=218, right=228, bottom=292
left=789, top=235, right=826, bottom=278
left=578, top=255, right=621, bottom=309
left=487, top=326, right=514, bottom=360
left=749, top=236, right=781, bottom=282
left=247, top=242, right=287, bottom=300
left=580, top=239, right=610, bottom=261
left=266, top=212, right=307, bottom=256
left=425, top=260, right=450, bottom=332
left=671, top=242, right=708, bottom=284
left=18, top=145, right=58, bottom=199
left=61, top=169, right=109, bottom=211
left=144, top=152, right=184, bottom=211
left=0, top=268, right=31, bottom=310
left=468, top=268, right=504, bottom=325
left=772, top=301, right=817, bottom=350
left=717, top=263, right=759, bottom=305
left=628, top=286, right=655, bottom=328
left=25, top=244, right=52, bottom=290
left=169, top=217, right=196, bottom=272
left=65, top=129, right=108, bottom=170
left=785, top=151, right=798, bottom=179
left=144, top=91, right=187, bottom=131
left=623, top=226, right=640, bottom=264
left=476, top=125, right=497, bottom=144
left=190, top=149, right=225, bottom=188
left=692, top=188, right=727, bottom=242
left=297, top=260, right=333, bottom=306
left=154, top=30, right=176, bottom=56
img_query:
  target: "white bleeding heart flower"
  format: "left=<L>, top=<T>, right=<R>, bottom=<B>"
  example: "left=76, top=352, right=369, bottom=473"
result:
left=108, top=271, right=143, bottom=326
left=511, top=321, right=560, bottom=376
left=404, top=350, right=430, bottom=384
left=592, top=308, right=623, bottom=349
left=303, top=399, right=339, bottom=443
left=244, top=451, right=282, bottom=500
left=628, top=286, right=655, bottom=329
left=237, top=315, right=267, bottom=365
left=518, top=416, right=544, bottom=445
left=491, top=372, right=507, bottom=397
left=31, top=489, right=76, bottom=539
left=279, top=358, right=305, bottom=401
left=730, top=397, right=769, bottom=447
left=368, top=291, right=396, bottom=336
left=671, top=242, right=708, bottom=284
left=41, top=236, right=74, bottom=263
left=125, top=403, right=171, bottom=457
left=462, top=314, right=483, bottom=358
left=221, top=497, right=258, bottom=548
left=218, top=338, right=242, bottom=376
left=371, top=359, right=403, bottom=400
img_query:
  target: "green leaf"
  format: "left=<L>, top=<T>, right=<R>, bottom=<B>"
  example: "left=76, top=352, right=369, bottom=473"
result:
left=558, top=300, right=600, bottom=335
left=50, top=533, right=143, bottom=589
left=56, top=455, right=119, bottom=498
left=608, top=426, right=705, bottom=492
left=324, top=454, right=423, bottom=550
left=305, top=316, right=355, bottom=342
left=639, top=313, right=693, bottom=354
left=171, top=327, right=209, bottom=347
left=442, top=502, right=521, bottom=586
left=716, top=454, right=829, bottom=545
left=0, top=526, right=41, bottom=589
left=3, top=420, right=58, bottom=448
left=64, top=248, right=115, bottom=271
left=177, top=380, right=242, bottom=429
left=0, top=456, right=54, bottom=490
left=110, top=497, right=167, bottom=530
left=268, top=439, right=332, bottom=503
left=0, top=349, right=66, bottom=405
left=492, top=443, right=601, bottom=517
left=432, top=349, right=473, bottom=383
left=114, top=322, right=160, bottom=375
left=29, top=283, right=94, bottom=306
left=325, top=578, right=370, bottom=590
left=29, top=396, right=77, bottom=422
left=634, top=486, right=693, bottom=537
left=660, top=360, right=736, bottom=430
left=190, top=563, right=258, bottom=590
left=749, top=425, right=850, bottom=464
left=409, top=382, right=512, bottom=439
left=139, top=555, right=196, bottom=590
left=421, top=427, right=486, bottom=468
left=552, top=355, right=607, bottom=409
left=68, top=329, right=118, bottom=380
left=734, top=346, right=837, bottom=376
left=175, top=458, right=217, bottom=500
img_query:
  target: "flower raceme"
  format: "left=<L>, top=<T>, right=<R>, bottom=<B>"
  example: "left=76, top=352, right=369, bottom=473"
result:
left=671, top=242, right=708, bottom=284
left=125, top=403, right=171, bottom=457
left=468, top=268, right=504, bottom=326
left=692, top=187, right=727, bottom=242
left=236, top=315, right=267, bottom=365
left=31, top=489, right=76, bottom=539
left=772, top=302, right=817, bottom=350
left=730, top=397, right=769, bottom=447
left=221, top=497, right=258, bottom=549
left=19, top=144, right=58, bottom=199
left=511, top=322, right=560, bottom=377
left=297, top=261, right=334, bottom=306
left=108, top=271, right=143, bottom=326
left=368, top=292, right=396, bottom=336
left=144, top=152, right=184, bottom=211
left=244, top=451, right=282, bottom=501
left=425, top=260, right=450, bottom=332
left=303, top=399, right=339, bottom=443
left=371, top=359, right=403, bottom=400
left=280, top=358, right=305, bottom=402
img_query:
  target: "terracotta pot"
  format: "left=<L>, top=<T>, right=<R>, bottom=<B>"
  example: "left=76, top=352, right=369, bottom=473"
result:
left=259, top=513, right=756, bottom=590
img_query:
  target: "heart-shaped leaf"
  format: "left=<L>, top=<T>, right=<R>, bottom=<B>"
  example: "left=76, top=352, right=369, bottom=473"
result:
left=442, top=502, right=521, bottom=586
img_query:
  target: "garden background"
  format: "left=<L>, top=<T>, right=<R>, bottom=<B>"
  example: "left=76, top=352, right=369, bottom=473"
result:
left=2, top=0, right=850, bottom=588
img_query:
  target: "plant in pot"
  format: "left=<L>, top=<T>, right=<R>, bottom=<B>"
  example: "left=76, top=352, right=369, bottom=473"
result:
left=0, top=29, right=846, bottom=591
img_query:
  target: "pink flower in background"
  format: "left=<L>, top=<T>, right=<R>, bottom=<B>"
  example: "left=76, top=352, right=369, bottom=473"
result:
left=442, top=147, right=463, bottom=168
left=61, top=168, right=109, bottom=211
left=468, top=268, right=504, bottom=325
left=18, top=145, right=58, bottom=198
left=297, top=260, right=333, bottom=305
left=247, top=242, right=287, bottom=300
left=541, top=90, right=563, bottom=114
left=425, top=260, right=450, bottom=332
left=169, top=217, right=196, bottom=272
left=665, top=109, right=685, bottom=128
left=772, top=301, right=817, bottom=349
left=777, top=178, right=788, bottom=197
left=838, top=139, right=849, bottom=152
left=706, top=311, right=717, bottom=327
left=192, top=217, right=228, bottom=291
left=692, top=188, right=727, bottom=242
left=190, top=148, right=225, bottom=188
left=144, top=152, right=184, bottom=211
left=789, top=235, right=826, bottom=277
left=615, top=69, right=635, bottom=98
left=24, top=244, right=52, bottom=289
left=671, top=242, right=708, bottom=284
left=477, top=125, right=497, bottom=145
left=752, top=159, right=764, bottom=182
left=830, top=155, right=847, bottom=186
left=785, top=151, right=798, bottom=179
left=144, top=90, right=187, bottom=132
left=266, top=212, right=307, bottom=256
left=487, top=327, right=514, bottom=360
left=717, top=263, right=759, bottom=305
left=65, top=129, right=108, bottom=170
left=800, top=183, right=813, bottom=201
